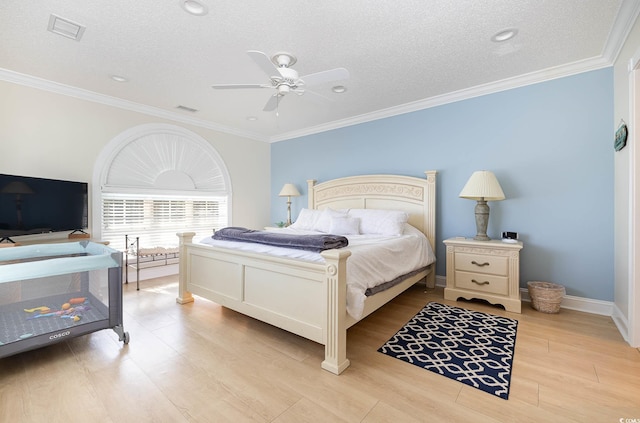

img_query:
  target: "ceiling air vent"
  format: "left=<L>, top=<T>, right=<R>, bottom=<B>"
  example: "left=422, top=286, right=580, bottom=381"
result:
left=176, top=105, right=199, bottom=113
left=47, top=14, right=86, bottom=41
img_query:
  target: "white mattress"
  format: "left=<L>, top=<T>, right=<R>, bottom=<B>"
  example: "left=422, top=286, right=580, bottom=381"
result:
left=198, top=224, right=435, bottom=319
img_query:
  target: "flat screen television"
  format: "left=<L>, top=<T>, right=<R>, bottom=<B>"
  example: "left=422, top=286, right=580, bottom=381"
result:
left=0, top=174, right=88, bottom=242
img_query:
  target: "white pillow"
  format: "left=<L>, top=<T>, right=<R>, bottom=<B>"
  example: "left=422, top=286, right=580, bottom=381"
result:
left=329, top=216, right=360, bottom=235
left=347, top=209, right=409, bottom=236
left=313, top=208, right=348, bottom=233
left=289, top=208, right=323, bottom=230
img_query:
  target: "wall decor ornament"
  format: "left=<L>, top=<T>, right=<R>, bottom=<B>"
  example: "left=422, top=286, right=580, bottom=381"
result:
left=615, top=120, right=628, bottom=152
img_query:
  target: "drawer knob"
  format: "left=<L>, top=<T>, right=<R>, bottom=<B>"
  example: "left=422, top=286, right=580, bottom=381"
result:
left=471, top=260, right=490, bottom=267
left=471, top=279, right=490, bottom=286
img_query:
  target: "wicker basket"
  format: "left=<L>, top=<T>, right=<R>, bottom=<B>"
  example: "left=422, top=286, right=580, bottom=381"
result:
left=527, top=281, right=565, bottom=313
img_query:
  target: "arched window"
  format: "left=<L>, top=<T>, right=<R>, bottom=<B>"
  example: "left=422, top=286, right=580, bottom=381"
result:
left=92, top=123, right=231, bottom=248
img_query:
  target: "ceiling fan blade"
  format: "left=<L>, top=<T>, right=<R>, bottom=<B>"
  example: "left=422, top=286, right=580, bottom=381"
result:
left=299, top=67, right=349, bottom=87
left=212, top=84, right=271, bottom=89
left=302, top=88, right=334, bottom=103
left=263, top=94, right=281, bottom=112
left=247, top=50, right=279, bottom=77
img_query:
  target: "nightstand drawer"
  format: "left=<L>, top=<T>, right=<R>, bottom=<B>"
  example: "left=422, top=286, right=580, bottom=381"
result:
left=455, top=271, right=509, bottom=295
left=455, top=253, right=508, bottom=276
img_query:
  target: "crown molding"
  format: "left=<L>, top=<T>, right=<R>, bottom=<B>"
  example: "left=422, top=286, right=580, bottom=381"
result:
left=0, top=68, right=269, bottom=143
left=602, top=0, right=640, bottom=63
left=269, top=55, right=612, bottom=143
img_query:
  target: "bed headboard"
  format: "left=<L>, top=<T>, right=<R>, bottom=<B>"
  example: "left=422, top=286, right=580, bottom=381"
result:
left=307, top=171, right=437, bottom=253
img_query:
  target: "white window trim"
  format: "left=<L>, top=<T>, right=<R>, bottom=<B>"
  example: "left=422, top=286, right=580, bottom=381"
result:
left=91, top=123, right=232, bottom=243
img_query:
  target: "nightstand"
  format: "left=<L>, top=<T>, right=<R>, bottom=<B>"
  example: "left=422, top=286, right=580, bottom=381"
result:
left=443, top=237, right=523, bottom=313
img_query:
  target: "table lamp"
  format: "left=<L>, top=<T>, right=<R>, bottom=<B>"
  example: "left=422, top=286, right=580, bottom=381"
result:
left=279, top=183, right=301, bottom=227
left=459, top=170, right=505, bottom=241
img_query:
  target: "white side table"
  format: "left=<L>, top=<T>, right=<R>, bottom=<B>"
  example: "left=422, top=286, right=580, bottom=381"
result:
left=443, top=237, right=523, bottom=313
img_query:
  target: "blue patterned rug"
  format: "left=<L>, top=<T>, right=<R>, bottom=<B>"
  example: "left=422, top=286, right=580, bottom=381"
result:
left=378, top=302, right=518, bottom=399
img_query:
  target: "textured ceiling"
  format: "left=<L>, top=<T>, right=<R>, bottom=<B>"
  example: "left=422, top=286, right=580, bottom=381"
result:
left=0, top=0, right=636, bottom=142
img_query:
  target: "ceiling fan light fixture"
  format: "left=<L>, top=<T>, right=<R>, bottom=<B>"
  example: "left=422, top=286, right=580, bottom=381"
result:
left=491, top=28, right=518, bottom=42
left=180, top=0, right=208, bottom=16
left=278, top=85, right=291, bottom=94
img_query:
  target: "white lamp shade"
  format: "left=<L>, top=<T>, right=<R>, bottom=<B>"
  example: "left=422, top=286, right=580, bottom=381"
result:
left=459, top=171, right=505, bottom=201
left=279, top=183, right=300, bottom=197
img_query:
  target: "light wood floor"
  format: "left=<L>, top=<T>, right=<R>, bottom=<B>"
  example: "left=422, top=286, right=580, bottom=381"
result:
left=1, top=276, right=639, bottom=423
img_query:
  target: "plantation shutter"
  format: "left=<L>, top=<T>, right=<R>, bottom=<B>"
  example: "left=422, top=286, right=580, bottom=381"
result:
left=101, top=194, right=227, bottom=249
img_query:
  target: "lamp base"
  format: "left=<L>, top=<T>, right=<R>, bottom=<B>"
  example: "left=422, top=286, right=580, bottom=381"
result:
left=474, top=199, right=491, bottom=241
left=286, top=199, right=292, bottom=227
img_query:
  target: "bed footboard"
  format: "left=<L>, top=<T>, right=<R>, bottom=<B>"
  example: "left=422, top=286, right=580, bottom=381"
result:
left=175, top=232, right=352, bottom=374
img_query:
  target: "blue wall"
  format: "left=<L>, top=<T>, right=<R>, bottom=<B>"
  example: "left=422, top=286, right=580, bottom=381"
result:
left=271, top=68, right=614, bottom=301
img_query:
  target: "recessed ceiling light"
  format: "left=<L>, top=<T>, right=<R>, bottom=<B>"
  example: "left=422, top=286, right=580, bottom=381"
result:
left=110, top=75, right=128, bottom=82
left=491, top=28, right=518, bottom=42
left=180, top=0, right=208, bottom=16
left=247, top=116, right=258, bottom=121
left=332, top=85, right=347, bottom=93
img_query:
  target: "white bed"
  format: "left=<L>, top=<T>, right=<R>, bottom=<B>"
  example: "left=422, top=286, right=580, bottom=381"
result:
left=176, top=171, right=437, bottom=374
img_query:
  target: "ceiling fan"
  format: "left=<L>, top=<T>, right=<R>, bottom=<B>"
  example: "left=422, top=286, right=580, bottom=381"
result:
left=212, top=50, right=349, bottom=112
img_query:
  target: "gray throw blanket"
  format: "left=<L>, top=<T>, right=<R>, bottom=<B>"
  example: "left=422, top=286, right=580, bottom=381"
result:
left=212, top=227, right=349, bottom=252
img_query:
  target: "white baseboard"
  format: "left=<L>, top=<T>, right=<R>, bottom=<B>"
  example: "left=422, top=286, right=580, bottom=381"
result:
left=433, top=275, right=613, bottom=316
left=611, top=303, right=630, bottom=343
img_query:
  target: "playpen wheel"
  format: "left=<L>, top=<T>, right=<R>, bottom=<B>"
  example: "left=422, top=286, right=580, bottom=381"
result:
left=122, top=332, right=130, bottom=344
